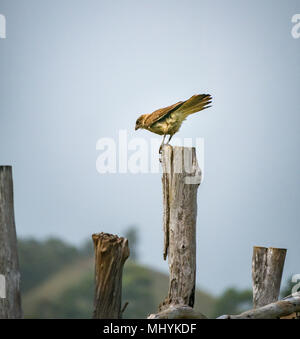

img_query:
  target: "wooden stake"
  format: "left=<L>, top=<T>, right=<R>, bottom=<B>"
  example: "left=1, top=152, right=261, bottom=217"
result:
left=252, top=246, right=287, bottom=308
left=0, top=166, right=22, bottom=319
left=92, top=232, right=129, bottom=319
left=159, top=145, right=201, bottom=311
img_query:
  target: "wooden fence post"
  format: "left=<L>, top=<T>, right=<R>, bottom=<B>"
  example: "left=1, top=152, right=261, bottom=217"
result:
left=0, top=166, right=22, bottom=319
left=149, top=145, right=205, bottom=319
left=252, top=246, right=287, bottom=308
left=92, top=232, right=129, bottom=319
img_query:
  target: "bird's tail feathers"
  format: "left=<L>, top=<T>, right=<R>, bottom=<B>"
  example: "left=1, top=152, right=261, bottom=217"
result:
left=177, top=94, right=212, bottom=116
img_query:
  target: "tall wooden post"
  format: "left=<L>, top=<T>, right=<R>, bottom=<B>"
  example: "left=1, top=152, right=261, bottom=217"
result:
left=153, top=145, right=203, bottom=318
left=252, top=246, right=287, bottom=308
left=92, top=232, right=129, bottom=319
left=0, top=166, right=22, bottom=319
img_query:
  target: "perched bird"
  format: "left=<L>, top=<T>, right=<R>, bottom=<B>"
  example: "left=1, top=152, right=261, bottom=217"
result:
left=135, top=94, right=212, bottom=148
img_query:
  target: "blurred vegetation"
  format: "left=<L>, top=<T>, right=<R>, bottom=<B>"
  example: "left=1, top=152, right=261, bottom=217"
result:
left=18, top=238, right=83, bottom=293
left=18, top=228, right=216, bottom=318
left=212, top=288, right=252, bottom=318
left=24, top=228, right=298, bottom=318
left=19, top=234, right=296, bottom=318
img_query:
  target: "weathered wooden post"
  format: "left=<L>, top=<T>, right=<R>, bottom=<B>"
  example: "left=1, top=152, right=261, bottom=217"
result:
left=0, top=166, right=22, bottom=319
left=252, top=246, right=287, bottom=308
left=218, top=246, right=300, bottom=319
left=92, top=232, right=129, bottom=319
left=149, top=145, right=206, bottom=319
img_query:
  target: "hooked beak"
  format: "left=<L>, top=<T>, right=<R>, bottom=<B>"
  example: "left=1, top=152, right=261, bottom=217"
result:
left=135, top=125, right=140, bottom=131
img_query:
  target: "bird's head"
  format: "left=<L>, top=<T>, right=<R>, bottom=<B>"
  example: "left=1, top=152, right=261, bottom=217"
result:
left=135, top=114, right=146, bottom=130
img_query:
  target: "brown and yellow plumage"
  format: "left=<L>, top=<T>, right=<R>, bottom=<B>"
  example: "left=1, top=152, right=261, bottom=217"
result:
left=135, top=94, right=212, bottom=146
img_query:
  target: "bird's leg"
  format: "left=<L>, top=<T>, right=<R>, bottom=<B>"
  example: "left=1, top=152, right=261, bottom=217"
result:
left=159, top=135, right=166, bottom=154
left=166, top=135, right=173, bottom=144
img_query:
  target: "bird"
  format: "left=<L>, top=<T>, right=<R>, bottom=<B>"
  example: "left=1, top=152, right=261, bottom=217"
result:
left=135, top=94, right=212, bottom=150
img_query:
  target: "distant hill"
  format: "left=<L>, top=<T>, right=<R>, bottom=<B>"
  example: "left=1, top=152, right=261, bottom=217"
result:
left=18, top=237, right=86, bottom=293
left=18, top=237, right=215, bottom=318
left=19, top=237, right=260, bottom=318
left=22, top=257, right=216, bottom=318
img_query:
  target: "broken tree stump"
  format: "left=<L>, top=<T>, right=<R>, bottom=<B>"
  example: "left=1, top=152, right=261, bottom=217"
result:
left=158, top=145, right=202, bottom=313
left=92, top=232, right=129, bottom=319
left=0, top=166, right=22, bottom=319
left=252, top=246, right=287, bottom=308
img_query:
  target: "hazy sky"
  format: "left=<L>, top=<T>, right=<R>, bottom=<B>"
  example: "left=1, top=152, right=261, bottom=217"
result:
left=0, top=0, right=299, bottom=295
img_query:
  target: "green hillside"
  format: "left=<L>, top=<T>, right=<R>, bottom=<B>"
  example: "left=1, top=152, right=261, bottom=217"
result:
left=18, top=237, right=258, bottom=318
left=22, top=257, right=216, bottom=318
left=17, top=236, right=216, bottom=318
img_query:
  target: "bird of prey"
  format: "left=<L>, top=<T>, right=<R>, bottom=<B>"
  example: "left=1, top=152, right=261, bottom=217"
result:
left=135, top=94, right=212, bottom=148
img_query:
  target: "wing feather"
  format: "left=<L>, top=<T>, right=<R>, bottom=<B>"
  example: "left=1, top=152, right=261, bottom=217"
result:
left=143, top=101, right=184, bottom=127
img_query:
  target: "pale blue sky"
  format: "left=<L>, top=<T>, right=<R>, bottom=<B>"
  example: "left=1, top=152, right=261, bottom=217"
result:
left=0, top=0, right=299, bottom=295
